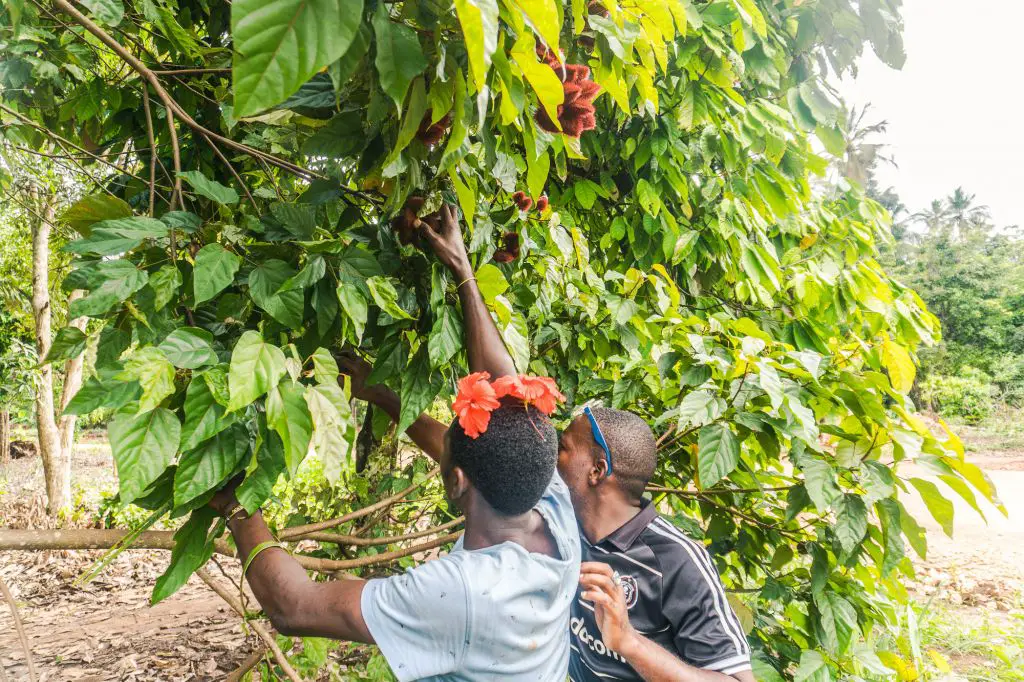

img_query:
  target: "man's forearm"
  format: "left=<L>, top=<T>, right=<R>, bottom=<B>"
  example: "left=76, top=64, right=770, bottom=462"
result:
left=452, top=270, right=517, bottom=379
left=361, top=387, right=446, bottom=462
left=618, top=635, right=749, bottom=682
left=225, top=511, right=371, bottom=642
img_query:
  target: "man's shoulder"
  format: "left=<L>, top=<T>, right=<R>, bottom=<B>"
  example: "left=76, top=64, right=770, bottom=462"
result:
left=637, top=515, right=715, bottom=580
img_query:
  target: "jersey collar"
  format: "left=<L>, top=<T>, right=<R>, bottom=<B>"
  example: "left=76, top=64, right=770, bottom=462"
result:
left=598, top=499, right=659, bottom=551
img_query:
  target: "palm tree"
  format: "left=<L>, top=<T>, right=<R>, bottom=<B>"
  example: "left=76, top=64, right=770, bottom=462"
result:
left=946, top=187, right=991, bottom=233
left=839, top=104, right=897, bottom=187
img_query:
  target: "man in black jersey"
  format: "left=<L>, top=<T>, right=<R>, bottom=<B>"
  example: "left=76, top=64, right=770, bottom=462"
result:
left=348, top=208, right=755, bottom=682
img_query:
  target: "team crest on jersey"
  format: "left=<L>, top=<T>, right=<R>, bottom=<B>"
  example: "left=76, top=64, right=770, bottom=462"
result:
left=618, top=574, right=639, bottom=609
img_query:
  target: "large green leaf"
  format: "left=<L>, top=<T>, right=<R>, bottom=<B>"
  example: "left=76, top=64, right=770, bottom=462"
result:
left=793, top=650, right=832, bottom=682
left=454, top=0, right=499, bottom=92
left=428, top=306, right=463, bottom=368
left=227, top=331, right=287, bottom=411
left=372, top=3, right=427, bottom=109
left=152, top=507, right=217, bottom=604
left=398, top=348, right=444, bottom=434
left=231, top=0, right=363, bottom=116
left=117, top=347, right=176, bottom=413
left=249, top=259, right=305, bottom=328
left=61, top=194, right=132, bottom=235
left=174, top=424, right=250, bottom=506
left=815, top=591, right=858, bottom=655
left=108, top=407, right=180, bottom=504
left=366, top=276, right=414, bottom=320
left=909, top=477, right=954, bottom=537
left=834, top=494, right=868, bottom=553
left=337, top=284, right=368, bottom=342
left=305, top=382, right=354, bottom=483
left=193, top=244, right=241, bottom=305
left=697, top=423, right=740, bottom=488
left=158, top=327, right=219, bottom=369
left=267, top=380, right=313, bottom=475
left=180, top=376, right=237, bottom=450
left=44, top=327, right=88, bottom=364
left=64, top=217, right=168, bottom=256
left=178, top=170, right=239, bottom=205
left=236, top=427, right=287, bottom=513
left=70, top=261, right=149, bottom=318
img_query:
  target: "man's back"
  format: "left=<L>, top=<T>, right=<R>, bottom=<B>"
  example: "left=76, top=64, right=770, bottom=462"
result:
left=361, top=473, right=581, bottom=681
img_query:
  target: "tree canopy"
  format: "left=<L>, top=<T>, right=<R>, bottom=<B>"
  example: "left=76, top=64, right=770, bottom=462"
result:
left=0, top=0, right=1003, bottom=678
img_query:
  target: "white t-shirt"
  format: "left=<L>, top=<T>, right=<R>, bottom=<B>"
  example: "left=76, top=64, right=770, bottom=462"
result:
left=360, top=472, right=581, bottom=681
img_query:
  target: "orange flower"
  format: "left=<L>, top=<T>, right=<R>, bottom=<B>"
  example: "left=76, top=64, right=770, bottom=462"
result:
left=492, top=374, right=525, bottom=400
left=519, top=375, right=566, bottom=415
left=453, top=372, right=500, bottom=438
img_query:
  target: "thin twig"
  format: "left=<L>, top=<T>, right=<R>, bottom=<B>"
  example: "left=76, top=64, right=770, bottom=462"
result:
left=201, top=132, right=259, bottom=213
left=141, top=85, right=158, bottom=216
left=298, top=516, right=464, bottom=546
left=165, top=106, right=183, bottom=214
left=195, top=568, right=302, bottom=682
left=647, top=484, right=797, bottom=496
left=0, top=574, right=38, bottom=682
left=293, top=532, right=461, bottom=572
left=280, top=466, right=440, bottom=540
left=225, top=644, right=267, bottom=682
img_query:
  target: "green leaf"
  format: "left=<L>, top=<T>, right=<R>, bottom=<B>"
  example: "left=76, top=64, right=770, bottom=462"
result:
left=881, top=338, right=916, bottom=394
left=311, top=348, right=338, bottom=385
left=117, top=347, right=176, bottom=413
left=44, top=327, right=88, bottom=364
left=697, top=423, right=740, bottom=488
left=511, top=0, right=561, bottom=53
left=180, top=376, right=237, bottom=451
left=108, top=407, right=180, bottom=504
left=305, top=382, right=354, bottom=483
left=158, top=327, right=218, bottom=369
left=398, top=348, right=443, bottom=434
left=454, top=0, right=499, bottom=93
left=511, top=35, right=564, bottom=128
left=236, top=428, right=287, bottom=512
left=178, top=170, right=239, bottom=205
left=227, top=331, right=287, bottom=411
left=61, top=194, right=132, bottom=235
left=372, top=3, right=427, bottom=109
left=271, top=202, right=318, bottom=240
left=152, top=507, right=217, bottom=604
left=249, top=259, right=305, bottom=328
left=835, top=494, right=868, bottom=553
left=527, top=149, right=550, bottom=198
left=267, top=381, right=313, bottom=475
left=63, top=374, right=141, bottom=416
left=279, top=255, right=326, bottom=292
left=793, top=651, right=832, bottom=682
left=677, top=390, right=724, bottom=431
left=70, top=261, right=149, bottom=318
left=193, top=244, right=241, bottom=305
left=149, top=264, right=182, bottom=312
left=474, top=264, right=509, bottom=305
left=328, top=24, right=371, bottom=91
left=174, top=425, right=250, bottom=509
left=337, top=284, right=368, bottom=342
left=816, top=591, right=858, bottom=655
left=366, top=276, right=414, bottom=320
left=909, top=477, right=954, bottom=537
left=387, top=77, right=429, bottom=163
left=428, top=307, right=463, bottom=368
left=800, top=455, right=842, bottom=512
left=898, top=499, right=928, bottom=559
left=231, top=0, right=364, bottom=116
left=78, top=0, right=123, bottom=24
left=64, top=217, right=168, bottom=256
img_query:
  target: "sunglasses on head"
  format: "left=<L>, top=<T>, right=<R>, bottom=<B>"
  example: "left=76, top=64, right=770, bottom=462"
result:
left=583, top=405, right=612, bottom=476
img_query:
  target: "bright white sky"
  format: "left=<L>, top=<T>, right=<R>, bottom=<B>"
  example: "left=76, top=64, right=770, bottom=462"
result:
left=838, top=0, right=1024, bottom=228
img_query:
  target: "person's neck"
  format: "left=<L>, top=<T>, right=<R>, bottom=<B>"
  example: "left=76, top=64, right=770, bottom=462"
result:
left=578, top=488, right=642, bottom=545
left=460, top=500, right=540, bottom=551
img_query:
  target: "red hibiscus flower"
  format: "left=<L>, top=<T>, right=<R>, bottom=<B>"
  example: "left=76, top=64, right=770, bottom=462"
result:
left=519, top=375, right=566, bottom=415
left=453, top=372, right=500, bottom=439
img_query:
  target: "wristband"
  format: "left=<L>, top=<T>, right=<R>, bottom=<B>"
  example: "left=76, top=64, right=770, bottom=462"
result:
left=224, top=503, right=250, bottom=524
left=240, top=540, right=287, bottom=595
left=457, top=276, right=476, bottom=290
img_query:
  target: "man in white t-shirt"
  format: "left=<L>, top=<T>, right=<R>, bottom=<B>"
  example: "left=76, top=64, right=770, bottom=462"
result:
left=211, top=209, right=580, bottom=680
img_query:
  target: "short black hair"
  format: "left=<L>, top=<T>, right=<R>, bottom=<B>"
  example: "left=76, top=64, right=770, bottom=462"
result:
left=449, top=397, right=557, bottom=515
left=590, top=407, right=657, bottom=501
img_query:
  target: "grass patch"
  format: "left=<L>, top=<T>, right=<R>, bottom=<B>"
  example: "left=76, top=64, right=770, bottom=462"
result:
left=918, top=598, right=1024, bottom=681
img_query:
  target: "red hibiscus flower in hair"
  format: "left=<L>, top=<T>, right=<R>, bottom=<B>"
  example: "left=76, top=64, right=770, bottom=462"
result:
left=492, top=374, right=566, bottom=416
left=453, top=372, right=500, bottom=439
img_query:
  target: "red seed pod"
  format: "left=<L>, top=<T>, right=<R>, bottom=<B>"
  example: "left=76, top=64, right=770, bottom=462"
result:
left=536, top=196, right=549, bottom=212
left=520, top=197, right=533, bottom=212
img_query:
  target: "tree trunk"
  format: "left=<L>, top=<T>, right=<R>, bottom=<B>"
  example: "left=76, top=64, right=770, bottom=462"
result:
left=29, top=189, right=68, bottom=515
left=57, top=289, right=86, bottom=486
left=0, top=410, right=10, bottom=465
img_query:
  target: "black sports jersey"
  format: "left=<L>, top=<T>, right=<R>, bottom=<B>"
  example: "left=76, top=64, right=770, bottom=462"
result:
left=568, top=502, right=751, bottom=681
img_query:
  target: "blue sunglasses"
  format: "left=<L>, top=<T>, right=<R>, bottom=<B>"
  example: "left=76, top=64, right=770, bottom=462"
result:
left=583, top=406, right=613, bottom=476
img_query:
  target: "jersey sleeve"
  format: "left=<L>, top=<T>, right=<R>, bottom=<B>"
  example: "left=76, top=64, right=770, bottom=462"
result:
left=650, top=520, right=751, bottom=676
left=359, top=557, right=470, bottom=682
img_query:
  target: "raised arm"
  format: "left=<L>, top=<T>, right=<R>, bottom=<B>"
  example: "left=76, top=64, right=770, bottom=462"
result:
left=580, top=563, right=756, bottom=682
left=418, top=204, right=517, bottom=379
left=337, top=353, right=447, bottom=462
left=209, top=485, right=372, bottom=642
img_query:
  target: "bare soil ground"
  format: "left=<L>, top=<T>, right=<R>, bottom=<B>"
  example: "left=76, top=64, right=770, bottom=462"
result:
left=1, top=440, right=261, bottom=681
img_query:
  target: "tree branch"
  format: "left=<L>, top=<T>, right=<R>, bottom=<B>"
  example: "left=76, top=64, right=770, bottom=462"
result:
left=299, top=516, right=464, bottom=546
left=141, top=85, right=158, bottom=216
left=0, top=574, right=38, bottom=682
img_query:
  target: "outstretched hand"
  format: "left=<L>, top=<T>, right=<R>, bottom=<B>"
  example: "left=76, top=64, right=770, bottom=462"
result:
left=334, top=351, right=389, bottom=403
left=417, top=204, right=472, bottom=280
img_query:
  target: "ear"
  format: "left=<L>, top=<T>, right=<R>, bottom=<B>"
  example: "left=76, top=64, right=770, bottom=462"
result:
left=446, top=465, right=471, bottom=501
left=587, top=450, right=609, bottom=486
